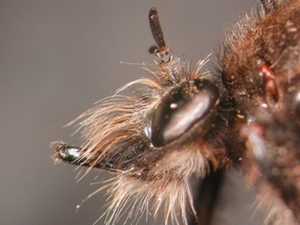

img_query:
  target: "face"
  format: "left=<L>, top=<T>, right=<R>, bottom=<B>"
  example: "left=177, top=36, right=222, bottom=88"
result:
left=54, top=1, right=300, bottom=225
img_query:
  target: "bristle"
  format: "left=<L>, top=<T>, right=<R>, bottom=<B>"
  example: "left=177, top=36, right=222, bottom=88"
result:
left=91, top=145, right=209, bottom=225
left=55, top=55, right=215, bottom=224
left=55, top=2, right=300, bottom=224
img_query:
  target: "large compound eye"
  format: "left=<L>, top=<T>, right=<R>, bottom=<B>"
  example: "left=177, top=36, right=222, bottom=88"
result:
left=151, top=79, right=219, bottom=147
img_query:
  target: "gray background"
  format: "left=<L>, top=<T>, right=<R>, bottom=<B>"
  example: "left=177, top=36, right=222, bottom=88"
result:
left=1, top=1, right=265, bottom=225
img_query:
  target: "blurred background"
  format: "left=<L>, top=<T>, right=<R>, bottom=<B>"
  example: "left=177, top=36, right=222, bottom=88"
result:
left=1, top=0, right=265, bottom=224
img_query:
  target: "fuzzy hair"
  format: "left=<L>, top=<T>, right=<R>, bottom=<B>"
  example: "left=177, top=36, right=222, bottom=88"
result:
left=219, top=0, right=300, bottom=224
left=64, top=55, right=215, bottom=225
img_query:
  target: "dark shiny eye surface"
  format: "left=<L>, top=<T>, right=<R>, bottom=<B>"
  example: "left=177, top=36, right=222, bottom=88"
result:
left=151, top=79, right=219, bottom=147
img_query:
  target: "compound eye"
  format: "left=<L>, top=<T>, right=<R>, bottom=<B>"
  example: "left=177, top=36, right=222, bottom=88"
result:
left=151, top=79, right=219, bottom=147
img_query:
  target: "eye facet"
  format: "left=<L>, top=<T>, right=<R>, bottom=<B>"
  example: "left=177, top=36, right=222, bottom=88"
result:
left=151, top=79, right=219, bottom=147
